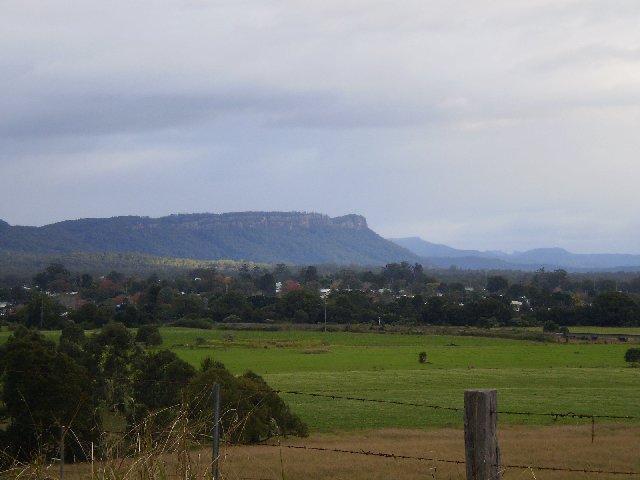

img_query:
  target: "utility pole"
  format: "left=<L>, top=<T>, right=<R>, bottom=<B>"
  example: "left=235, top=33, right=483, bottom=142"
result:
left=323, top=296, right=327, bottom=332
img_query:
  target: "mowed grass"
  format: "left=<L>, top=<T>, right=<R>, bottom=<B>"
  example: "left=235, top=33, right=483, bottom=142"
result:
left=160, top=327, right=640, bottom=431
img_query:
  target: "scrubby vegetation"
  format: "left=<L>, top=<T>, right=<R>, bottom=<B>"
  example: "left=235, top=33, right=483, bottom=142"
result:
left=0, top=322, right=307, bottom=466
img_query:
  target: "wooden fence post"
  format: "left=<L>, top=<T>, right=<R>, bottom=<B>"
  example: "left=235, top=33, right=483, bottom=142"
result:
left=212, top=383, right=221, bottom=480
left=464, top=390, right=501, bottom=480
left=60, top=425, right=65, bottom=480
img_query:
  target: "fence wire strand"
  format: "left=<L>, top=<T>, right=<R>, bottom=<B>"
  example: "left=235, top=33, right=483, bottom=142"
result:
left=260, top=442, right=640, bottom=477
left=3, top=367, right=640, bottom=478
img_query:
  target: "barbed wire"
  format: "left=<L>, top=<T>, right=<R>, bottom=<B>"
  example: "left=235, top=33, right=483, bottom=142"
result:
left=273, top=389, right=640, bottom=421
left=4, top=365, right=638, bottom=422
left=261, top=442, right=640, bottom=476
left=262, top=442, right=465, bottom=465
left=496, top=409, right=638, bottom=421
left=4, top=367, right=640, bottom=477
left=273, top=389, right=463, bottom=412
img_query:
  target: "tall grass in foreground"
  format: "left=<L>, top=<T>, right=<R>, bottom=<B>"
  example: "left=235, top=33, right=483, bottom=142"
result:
left=7, top=424, right=640, bottom=480
left=0, top=386, right=281, bottom=480
left=1, top=402, right=210, bottom=479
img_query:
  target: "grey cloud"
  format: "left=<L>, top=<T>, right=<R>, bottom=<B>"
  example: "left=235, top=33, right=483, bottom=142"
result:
left=2, top=0, right=640, bottom=253
left=1, top=86, right=445, bottom=142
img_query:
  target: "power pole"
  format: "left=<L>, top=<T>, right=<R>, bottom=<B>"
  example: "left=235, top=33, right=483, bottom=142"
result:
left=323, top=297, right=327, bottom=332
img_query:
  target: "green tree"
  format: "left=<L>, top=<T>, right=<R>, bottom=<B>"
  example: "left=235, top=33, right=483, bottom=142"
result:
left=590, top=292, right=640, bottom=326
left=486, top=275, right=508, bottom=294
left=58, top=321, right=88, bottom=364
left=1, top=328, right=100, bottom=461
left=624, top=348, right=640, bottom=364
left=255, top=273, right=276, bottom=296
left=276, top=289, right=321, bottom=322
left=33, top=263, right=71, bottom=292
left=13, top=292, right=66, bottom=329
left=135, top=324, right=163, bottom=346
left=87, top=322, right=137, bottom=412
left=131, top=350, right=195, bottom=424
left=302, top=266, right=318, bottom=283
left=185, top=366, right=307, bottom=443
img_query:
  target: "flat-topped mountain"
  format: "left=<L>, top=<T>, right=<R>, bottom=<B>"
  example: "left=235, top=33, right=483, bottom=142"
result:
left=0, top=212, right=419, bottom=265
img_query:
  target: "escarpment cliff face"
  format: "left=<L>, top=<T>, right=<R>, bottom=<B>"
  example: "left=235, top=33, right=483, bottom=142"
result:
left=0, top=212, right=417, bottom=265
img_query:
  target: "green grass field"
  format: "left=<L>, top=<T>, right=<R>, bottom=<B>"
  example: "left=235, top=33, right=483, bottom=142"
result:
left=159, top=327, right=640, bottom=432
left=2, top=326, right=638, bottom=433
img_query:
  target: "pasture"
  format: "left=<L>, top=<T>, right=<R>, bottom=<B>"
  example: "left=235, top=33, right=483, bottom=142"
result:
left=5, top=325, right=640, bottom=479
left=161, top=327, right=640, bottom=431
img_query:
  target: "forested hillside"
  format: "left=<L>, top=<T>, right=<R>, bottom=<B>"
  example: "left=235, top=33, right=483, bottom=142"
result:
left=0, top=212, right=419, bottom=266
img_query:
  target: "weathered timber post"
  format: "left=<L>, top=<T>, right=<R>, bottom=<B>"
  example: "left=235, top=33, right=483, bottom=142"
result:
left=464, top=390, right=501, bottom=480
left=59, top=425, right=65, bottom=480
left=212, top=383, right=221, bottom=480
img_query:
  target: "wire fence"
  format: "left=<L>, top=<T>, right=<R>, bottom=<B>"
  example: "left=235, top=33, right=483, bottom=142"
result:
left=260, top=443, right=640, bottom=477
left=3, top=374, right=640, bottom=479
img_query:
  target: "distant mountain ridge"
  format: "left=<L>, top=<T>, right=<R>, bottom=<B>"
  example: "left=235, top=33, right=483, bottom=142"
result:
left=390, top=237, right=640, bottom=272
left=0, top=212, right=420, bottom=266
left=3, top=214, right=638, bottom=271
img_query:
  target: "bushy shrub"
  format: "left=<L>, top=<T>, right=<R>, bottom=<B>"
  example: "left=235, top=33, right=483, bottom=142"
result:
left=185, top=365, right=307, bottom=443
left=172, top=317, right=213, bottom=329
left=625, top=348, right=640, bottom=364
left=135, top=324, right=162, bottom=346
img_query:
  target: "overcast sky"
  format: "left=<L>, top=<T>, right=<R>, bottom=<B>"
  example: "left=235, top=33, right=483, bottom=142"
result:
left=2, top=0, right=640, bottom=254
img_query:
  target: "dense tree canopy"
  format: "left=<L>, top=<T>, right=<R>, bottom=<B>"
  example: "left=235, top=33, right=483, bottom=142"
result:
left=0, top=327, right=100, bottom=461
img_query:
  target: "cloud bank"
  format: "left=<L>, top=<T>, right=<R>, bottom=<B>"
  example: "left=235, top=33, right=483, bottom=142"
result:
left=2, top=0, right=640, bottom=254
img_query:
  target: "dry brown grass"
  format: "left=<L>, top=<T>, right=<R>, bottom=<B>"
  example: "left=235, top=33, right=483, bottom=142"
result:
left=218, top=425, right=640, bottom=480
left=54, top=424, right=640, bottom=480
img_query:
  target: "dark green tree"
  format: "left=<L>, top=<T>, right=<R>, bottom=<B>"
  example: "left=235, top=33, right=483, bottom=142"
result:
left=87, top=322, right=137, bottom=412
left=590, top=292, right=640, bottom=326
left=302, top=266, right=318, bottom=283
left=1, top=328, right=100, bottom=461
left=12, top=292, right=66, bottom=329
left=255, top=273, right=276, bottom=296
left=135, top=324, right=163, bottom=346
left=486, top=275, right=508, bottom=294
left=33, top=263, right=71, bottom=292
left=130, top=350, right=195, bottom=425
left=185, top=366, right=307, bottom=443
left=624, top=348, right=640, bottom=364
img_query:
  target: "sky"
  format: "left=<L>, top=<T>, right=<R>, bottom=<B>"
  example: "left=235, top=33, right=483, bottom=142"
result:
left=2, top=0, right=640, bottom=254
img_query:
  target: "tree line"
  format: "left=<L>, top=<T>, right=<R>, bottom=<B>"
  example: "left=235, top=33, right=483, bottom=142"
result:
left=0, top=322, right=307, bottom=464
left=2, top=262, right=640, bottom=329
